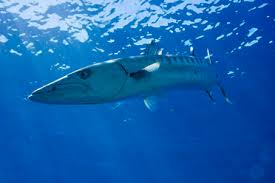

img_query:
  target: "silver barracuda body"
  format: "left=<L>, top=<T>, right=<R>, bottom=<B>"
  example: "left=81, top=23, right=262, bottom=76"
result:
left=29, top=41, right=231, bottom=110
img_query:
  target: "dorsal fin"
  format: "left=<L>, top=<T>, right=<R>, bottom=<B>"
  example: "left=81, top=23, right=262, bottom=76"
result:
left=144, top=40, right=161, bottom=55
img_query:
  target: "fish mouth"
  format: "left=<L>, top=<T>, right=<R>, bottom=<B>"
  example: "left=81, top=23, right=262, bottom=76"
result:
left=28, top=82, right=91, bottom=104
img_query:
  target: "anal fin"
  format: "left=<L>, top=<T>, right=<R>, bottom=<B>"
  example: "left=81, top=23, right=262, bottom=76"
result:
left=218, top=84, right=232, bottom=104
left=206, top=90, right=216, bottom=104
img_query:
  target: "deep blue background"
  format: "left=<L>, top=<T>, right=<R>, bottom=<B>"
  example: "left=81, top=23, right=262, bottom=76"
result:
left=0, top=0, right=275, bottom=183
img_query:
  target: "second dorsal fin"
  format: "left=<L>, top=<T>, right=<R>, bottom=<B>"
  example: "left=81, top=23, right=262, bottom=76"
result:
left=144, top=40, right=161, bottom=56
left=206, top=48, right=213, bottom=64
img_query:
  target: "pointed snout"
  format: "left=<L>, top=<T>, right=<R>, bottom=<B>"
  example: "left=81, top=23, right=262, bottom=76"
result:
left=28, top=74, right=92, bottom=104
left=28, top=84, right=58, bottom=103
left=28, top=94, right=35, bottom=101
left=28, top=93, right=42, bottom=103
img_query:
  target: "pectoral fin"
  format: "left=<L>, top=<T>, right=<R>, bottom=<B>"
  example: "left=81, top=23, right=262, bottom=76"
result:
left=144, top=96, right=158, bottom=111
left=111, top=101, right=123, bottom=110
left=218, top=84, right=232, bottom=104
left=143, top=62, right=160, bottom=72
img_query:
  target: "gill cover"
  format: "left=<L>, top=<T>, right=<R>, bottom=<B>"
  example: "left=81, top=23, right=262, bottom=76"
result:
left=87, top=62, right=128, bottom=101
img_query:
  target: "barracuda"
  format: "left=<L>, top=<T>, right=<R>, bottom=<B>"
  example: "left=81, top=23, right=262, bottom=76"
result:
left=29, top=41, right=231, bottom=110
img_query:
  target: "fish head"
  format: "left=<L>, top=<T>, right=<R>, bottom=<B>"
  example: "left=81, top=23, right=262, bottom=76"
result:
left=28, top=62, right=127, bottom=104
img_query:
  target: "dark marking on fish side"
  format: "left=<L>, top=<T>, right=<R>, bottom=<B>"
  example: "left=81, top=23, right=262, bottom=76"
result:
left=130, top=70, right=150, bottom=80
left=166, top=56, right=172, bottom=64
left=195, top=58, right=200, bottom=64
left=179, top=56, right=184, bottom=63
left=188, top=57, right=194, bottom=64
left=172, top=57, right=177, bottom=63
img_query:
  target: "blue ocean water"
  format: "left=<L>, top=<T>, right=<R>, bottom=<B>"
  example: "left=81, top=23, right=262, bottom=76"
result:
left=0, top=0, right=275, bottom=182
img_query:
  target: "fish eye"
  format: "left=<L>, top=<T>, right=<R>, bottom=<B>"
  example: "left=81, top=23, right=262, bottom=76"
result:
left=78, top=69, right=91, bottom=80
